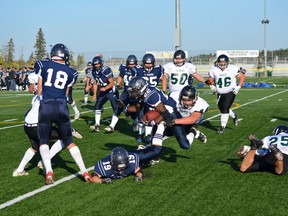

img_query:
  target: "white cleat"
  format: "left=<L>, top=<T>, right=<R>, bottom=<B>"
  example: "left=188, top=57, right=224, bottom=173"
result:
left=74, top=112, right=80, bottom=120
left=72, top=128, right=83, bottom=139
left=12, top=169, right=29, bottom=177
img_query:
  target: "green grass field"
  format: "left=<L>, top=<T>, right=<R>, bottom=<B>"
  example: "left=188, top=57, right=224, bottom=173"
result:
left=0, top=77, right=288, bottom=215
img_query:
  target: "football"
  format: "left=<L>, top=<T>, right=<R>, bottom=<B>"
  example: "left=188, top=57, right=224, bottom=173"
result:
left=142, top=110, right=161, bottom=125
left=237, top=145, right=251, bottom=157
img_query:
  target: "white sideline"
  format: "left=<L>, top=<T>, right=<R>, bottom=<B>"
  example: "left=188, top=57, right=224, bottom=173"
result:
left=0, top=89, right=287, bottom=210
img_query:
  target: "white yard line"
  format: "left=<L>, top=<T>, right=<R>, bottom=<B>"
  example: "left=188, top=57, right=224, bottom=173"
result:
left=0, top=89, right=287, bottom=210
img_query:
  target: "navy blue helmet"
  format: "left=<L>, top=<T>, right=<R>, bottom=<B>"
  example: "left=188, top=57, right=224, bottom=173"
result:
left=127, top=77, right=148, bottom=99
left=110, top=147, right=129, bottom=170
left=50, top=43, right=70, bottom=65
left=126, top=55, right=138, bottom=66
left=272, top=124, right=288, bottom=135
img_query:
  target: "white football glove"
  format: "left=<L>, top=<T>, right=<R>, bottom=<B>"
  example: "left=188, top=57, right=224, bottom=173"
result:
left=233, top=86, right=241, bottom=95
left=209, top=85, right=216, bottom=93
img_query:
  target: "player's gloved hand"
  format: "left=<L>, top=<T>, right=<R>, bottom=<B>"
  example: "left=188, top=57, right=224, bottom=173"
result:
left=165, top=118, right=175, bottom=127
left=80, top=80, right=84, bottom=83
left=209, top=85, right=217, bottom=93
left=233, top=86, right=241, bottom=95
left=135, top=176, right=143, bottom=182
left=101, top=178, right=112, bottom=184
left=248, top=134, right=263, bottom=150
left=205, top=79, right=212, bottom=85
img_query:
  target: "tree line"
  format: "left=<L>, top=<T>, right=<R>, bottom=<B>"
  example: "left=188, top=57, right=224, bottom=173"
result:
left=0, top=28, right=85, bottom=70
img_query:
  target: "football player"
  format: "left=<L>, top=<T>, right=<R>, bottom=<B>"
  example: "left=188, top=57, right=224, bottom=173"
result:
left=37, top=43, right=92, bottom=184
left=163, top=50, right=206, bottom=102
left=88, top=56, right=117, bottom=132
left=82, top=61, right=93, bottom=105
left=90, top=143, right=163, bottom=183
left=206, top=54, right=246, bottom=134
left=164, top=85, right=209, bottom=148
left=239, top=124, right=288, bottom=175
left=135, top=53, right=167, bottom=142
left=104, top=55, right=139, bottom=133
left=126, top=77, right=176, bottom=148
left=13, top=68, right=83, bottom=177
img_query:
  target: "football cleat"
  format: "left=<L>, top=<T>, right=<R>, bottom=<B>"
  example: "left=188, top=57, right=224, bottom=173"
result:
left=233, top=113, right=238, bottom=126
left=74, top=112, right=80, bottom=120
left=83, top=172, right=93, bottom=182
left=137, top=144, right=147, bottom=150
left=82, top=101, right=88, bottom=105
left=197, top=131, right=207, bottom=143
left=150, top=158, right=160, bottom=166
left=12, top=169, right=29, bottom=177
left=45, top=171, right=55, bottom=185
left=217, top=126, right=225, bottom=134
left=104, top=126, right=114, bottom=133
left=133, top=123, right=139, bottom=131
left=237, top=145, right=251, bottom=157
left=137, top=135, right=144, bottom=143
left=90, top=124, right=100, bottom=132
left=190, top=127, right=207, bottom=143
left=37, top=160, right=46, bottom=173
left=72, top=128, right=83, bottom=139
left=270, top=145, right=283, bottom=161
left=145, top=135, right=152, bottom=144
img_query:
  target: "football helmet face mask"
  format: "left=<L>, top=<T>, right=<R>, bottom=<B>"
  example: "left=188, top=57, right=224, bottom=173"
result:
left=127, top=77, right=148, bottom=99
left=142, top=53, right=155, bottom=72
left=92, top=56, right=103, bottom=70
left=173, top=50, right=186, bottom=67
left=110, top=147, right=129, bottom=170
left=50, top=43, right=70, bottom=65
left=216, top=54, right=229, bottom=70
left=272, top=124, right=288, bottom=135
left=126, top=55, right=138, bottom=67
left=179, top=85, right=198, bottom=109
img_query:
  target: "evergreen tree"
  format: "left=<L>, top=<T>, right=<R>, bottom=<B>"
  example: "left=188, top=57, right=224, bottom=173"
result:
left=77, top=54, right=85, bottom=70
left=6, top=38, right=15, bottom=65
left=27, top=52, right=35, bottom=67
left=34, top=28, right=47, bottom=60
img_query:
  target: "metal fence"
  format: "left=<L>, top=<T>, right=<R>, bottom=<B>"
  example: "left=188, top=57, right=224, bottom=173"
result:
left=77, top=50, right=288, bottom=77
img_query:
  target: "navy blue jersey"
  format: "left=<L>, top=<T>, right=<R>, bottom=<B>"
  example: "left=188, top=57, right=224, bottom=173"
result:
left=143, top=86, right=176, bottom=109
left=92, top=66, right=113, bottom=87
left=36, top=60, right=77, bottom=100
left=94, top=152, right=140, bottom=179
left=118, top=64, right=136, bottom=91
left=135, top=65, right=164, bottom=87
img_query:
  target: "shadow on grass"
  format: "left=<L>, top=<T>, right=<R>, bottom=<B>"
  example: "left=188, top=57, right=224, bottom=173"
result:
left=218, top=158, right=242, bottom=171
left=26, top=152, right=86, bottom=182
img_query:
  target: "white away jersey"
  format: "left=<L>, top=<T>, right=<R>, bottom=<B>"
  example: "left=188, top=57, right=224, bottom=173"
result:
left=261, top=133, right=288, bottom=155
left=177, top=97, right=209, bottom=124
left=164, top=62, right=196, bottom=92
left=24, top=95, right=41, bottom=124
left=208, top=64, right=240, bottom=94
left=28, top=72, right=38, bottom=84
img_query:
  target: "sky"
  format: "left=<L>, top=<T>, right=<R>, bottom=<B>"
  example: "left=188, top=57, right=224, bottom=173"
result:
left=1, top=0, right=287, bottom=60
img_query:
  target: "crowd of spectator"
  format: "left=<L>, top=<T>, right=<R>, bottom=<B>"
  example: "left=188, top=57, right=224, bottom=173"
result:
left=0, top=63, right=33, bottom=91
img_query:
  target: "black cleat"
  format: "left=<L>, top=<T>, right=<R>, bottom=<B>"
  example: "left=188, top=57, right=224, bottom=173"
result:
left=233, top=113, right=238, bottom=126
left=217, top=126, right=225, bottom=134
